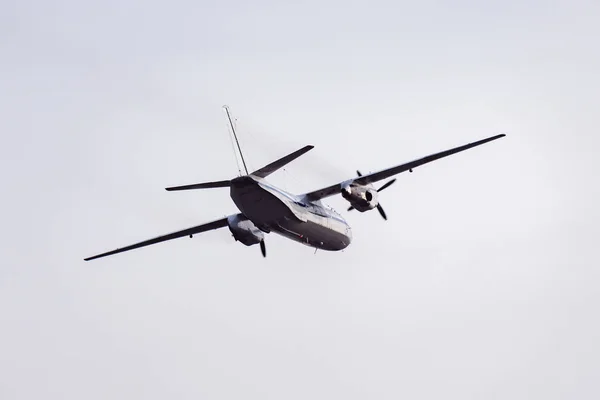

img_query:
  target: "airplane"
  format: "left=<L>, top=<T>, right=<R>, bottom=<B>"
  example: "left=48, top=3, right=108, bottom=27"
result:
left=84, top=106, right=506, bottom=261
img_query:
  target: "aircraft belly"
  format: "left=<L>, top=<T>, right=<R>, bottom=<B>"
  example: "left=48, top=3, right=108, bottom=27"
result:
left=273, top=217, right=351, bottom=251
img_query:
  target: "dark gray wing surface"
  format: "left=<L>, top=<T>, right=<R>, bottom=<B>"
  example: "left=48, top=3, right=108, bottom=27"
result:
left=303, top=134, right=506, bottom=201
left=250, top=145, right=314, bottom=178
left=84, top=217, right=229, bottom=261
left=165, top=180, right=231, bottom=191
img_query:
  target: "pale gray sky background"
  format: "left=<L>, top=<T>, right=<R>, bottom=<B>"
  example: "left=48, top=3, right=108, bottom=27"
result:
left=2, top=0, right=599, bottom=399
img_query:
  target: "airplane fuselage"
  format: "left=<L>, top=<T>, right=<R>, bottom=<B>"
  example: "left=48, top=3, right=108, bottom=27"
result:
left=229, top=175, right=352, bottom=251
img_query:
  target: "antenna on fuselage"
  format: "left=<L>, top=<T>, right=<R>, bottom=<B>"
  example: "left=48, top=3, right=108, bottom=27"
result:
left=223, top=105, right=249, bottom=176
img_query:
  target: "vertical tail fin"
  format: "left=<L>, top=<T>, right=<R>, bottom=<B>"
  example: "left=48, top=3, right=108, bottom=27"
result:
left=223, top=105, right=249, bottom=176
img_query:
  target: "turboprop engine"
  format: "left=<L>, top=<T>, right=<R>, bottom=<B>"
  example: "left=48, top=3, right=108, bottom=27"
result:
left=343, top=170, right=397, bottom=220
left=341, top=184, right=379, bottom=212
left=227, top=214, right=267, bottom=256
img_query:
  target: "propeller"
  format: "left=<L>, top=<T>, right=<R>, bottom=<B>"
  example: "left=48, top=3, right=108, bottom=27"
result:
left=376, top=204, right=387, bottom=220
left=377, top=178, right=396, bottom=192
left=347, top=170, right=396, bottom=220
left=260, top=239, right=266, bottom=257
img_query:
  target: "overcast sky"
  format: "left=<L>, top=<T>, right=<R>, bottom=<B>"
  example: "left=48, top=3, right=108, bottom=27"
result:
left=2, top=0, right=599, bottom=399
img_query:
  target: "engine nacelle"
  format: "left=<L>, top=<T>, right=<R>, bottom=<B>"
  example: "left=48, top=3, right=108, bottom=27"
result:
left=341, top=184, right=379, bottom=212
left=227, top=214, right=264, bottom=246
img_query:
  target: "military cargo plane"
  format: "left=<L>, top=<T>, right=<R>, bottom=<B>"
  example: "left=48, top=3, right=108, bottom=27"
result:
left=84, top=106, right=505, bottom=261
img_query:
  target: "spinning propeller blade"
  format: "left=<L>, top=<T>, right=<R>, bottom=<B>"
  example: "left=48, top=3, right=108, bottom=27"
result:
left=377, top=178, right=396, bottom=192
left=376, top=204, right=387, bottom=220
left=260, top=240, right=266, bottom=257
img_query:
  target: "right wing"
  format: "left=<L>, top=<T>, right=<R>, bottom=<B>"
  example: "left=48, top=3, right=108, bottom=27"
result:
left=84, top=216, right=230, bottom=261
left=303, top=134, right=506, bottom=201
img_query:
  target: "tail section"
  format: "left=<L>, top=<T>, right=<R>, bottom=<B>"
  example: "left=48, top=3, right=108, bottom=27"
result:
left=222, top=105, right=314, bottom=179
left=165, top=106, right=314, bottom=191
left=223, top=105, right=249, bottom=176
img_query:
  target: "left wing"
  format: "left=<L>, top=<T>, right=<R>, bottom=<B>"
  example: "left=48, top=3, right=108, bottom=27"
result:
left=84, top=216, right=230, bottom=261
left=303, top=134, right=506, bottom=201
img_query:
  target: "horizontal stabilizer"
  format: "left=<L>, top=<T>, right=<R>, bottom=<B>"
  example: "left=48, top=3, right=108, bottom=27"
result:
left=165, top=180, right=231, bottom=191
left=251, top=145, right=314, bottom=178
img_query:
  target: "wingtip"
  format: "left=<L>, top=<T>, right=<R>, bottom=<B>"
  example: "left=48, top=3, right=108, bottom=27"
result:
left=485, top=133, right=506, bottom=142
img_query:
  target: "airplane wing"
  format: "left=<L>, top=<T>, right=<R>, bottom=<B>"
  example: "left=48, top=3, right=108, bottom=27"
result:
left=84, top=216, right=230, bottom=261
left=303, top=134, right=506, bottom=201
